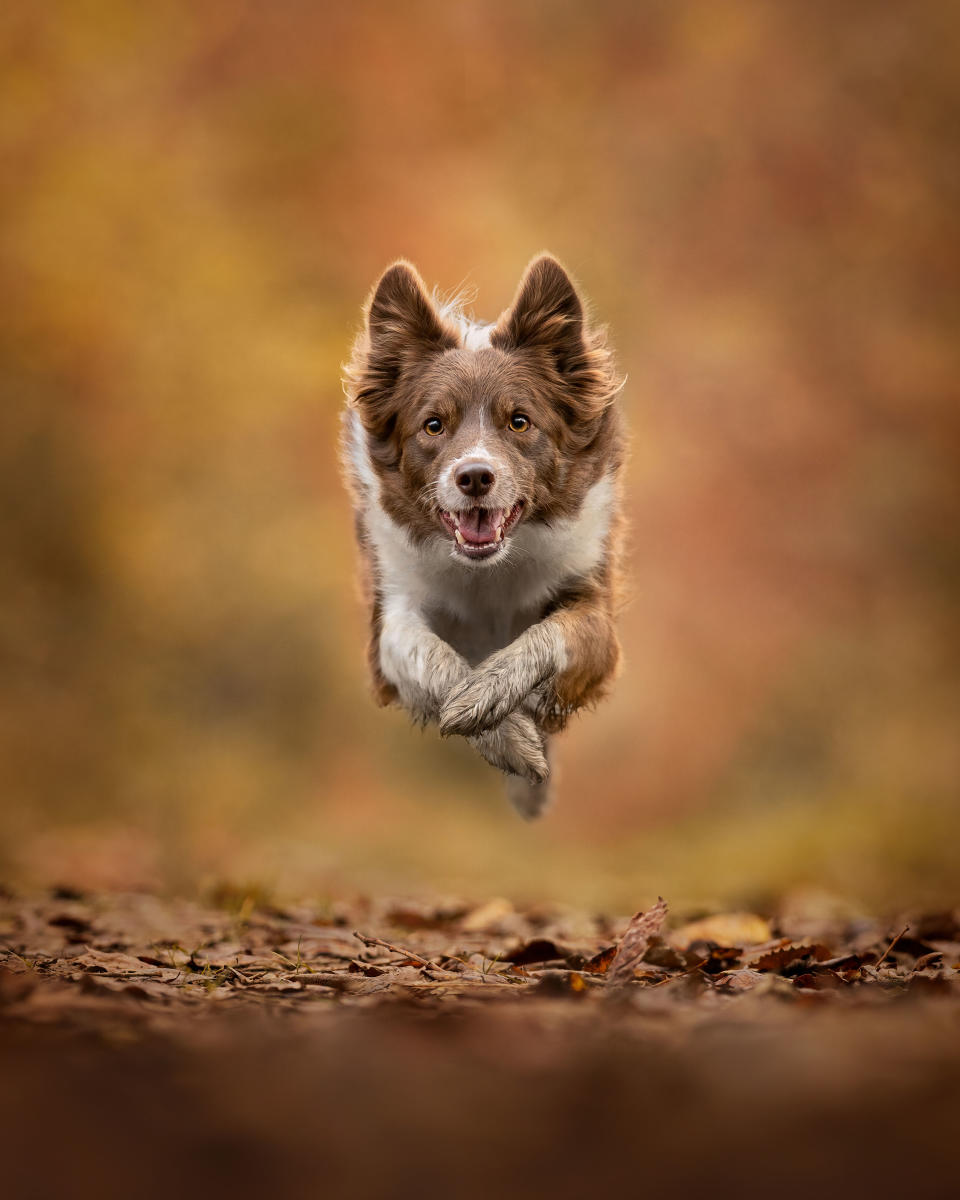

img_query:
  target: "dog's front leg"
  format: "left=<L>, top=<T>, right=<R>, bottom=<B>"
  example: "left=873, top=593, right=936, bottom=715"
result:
left=438, top=594, right=619, bottom=737
left=379, top=597, right=468, bottom=725
left=379, top=598, right=548, bottom=782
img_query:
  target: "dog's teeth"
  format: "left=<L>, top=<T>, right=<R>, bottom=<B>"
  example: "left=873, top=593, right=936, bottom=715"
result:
left=455, top=529, right=465, bottom=546
left=494, top=526, right=503, bottom=542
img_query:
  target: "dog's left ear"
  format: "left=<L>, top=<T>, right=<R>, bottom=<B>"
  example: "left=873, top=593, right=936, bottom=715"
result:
left=493, top=255, right=588, bottom=376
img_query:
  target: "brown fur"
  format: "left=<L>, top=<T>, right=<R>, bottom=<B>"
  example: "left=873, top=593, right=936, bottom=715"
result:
left=536, top=555, right=624, bottom=732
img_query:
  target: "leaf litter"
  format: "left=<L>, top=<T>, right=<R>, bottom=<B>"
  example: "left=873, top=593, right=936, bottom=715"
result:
left=2, top=889, right=958, bottom=1033
left=2, top=888, right=960, bottom=1199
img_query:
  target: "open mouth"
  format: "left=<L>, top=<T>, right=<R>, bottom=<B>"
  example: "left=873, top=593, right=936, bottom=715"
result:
left=439, top=500, right=525, bottom=560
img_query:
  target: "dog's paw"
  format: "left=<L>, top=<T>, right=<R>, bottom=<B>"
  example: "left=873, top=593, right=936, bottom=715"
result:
left=439, top=672, right=513, bottom=737
left=470, top=712, right=548, bottom=784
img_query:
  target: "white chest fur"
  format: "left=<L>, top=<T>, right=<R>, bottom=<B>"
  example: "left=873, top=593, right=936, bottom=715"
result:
left=346, top=411, right=614, bottom=665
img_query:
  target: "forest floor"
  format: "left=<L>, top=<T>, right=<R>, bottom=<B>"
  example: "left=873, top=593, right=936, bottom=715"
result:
left=2, top=887, right=959, bottom=1199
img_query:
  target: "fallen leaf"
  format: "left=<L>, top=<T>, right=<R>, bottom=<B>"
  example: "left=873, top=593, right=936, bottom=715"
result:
left=643, top=936, right=687, bottom=970
left=347, top=960, right=388, bottom=976
left=819, top=952, right=874, bottom=977
left=912, top=952, right=944, bottom=971
left=607, top=898, right=669, bottom=987
left=460, top=898, right=514, bottom=933
left=583, top=945, right=617, bottom=975
left=671, top=912, right=772, bottom=950
left=744, top=940, right=832, bottom=972
left=714, top=968, right=768, bottom=993
left=501, top=938, right=571, bottom=967
left=694, top=944, right=747, bottom=974
left=793, top=969, right=846, bottom=991
left=72, top=948, right=165, bottom=976
left=385, top=901, right=467, bottom=930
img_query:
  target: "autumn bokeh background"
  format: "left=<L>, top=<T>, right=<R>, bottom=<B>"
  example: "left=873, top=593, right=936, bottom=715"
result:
left=2, top=1, right=958, bottom=910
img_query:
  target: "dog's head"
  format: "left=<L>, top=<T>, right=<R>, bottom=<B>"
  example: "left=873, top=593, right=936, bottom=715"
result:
left=346, top=255, right=621, bottom=564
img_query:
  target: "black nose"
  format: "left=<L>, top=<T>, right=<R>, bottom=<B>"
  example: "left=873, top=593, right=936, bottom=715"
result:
left=456, top=462, right=496, bottom=498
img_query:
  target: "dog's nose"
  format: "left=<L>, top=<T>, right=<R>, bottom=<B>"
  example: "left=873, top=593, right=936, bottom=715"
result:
left=455, top=461, right=496, bottom=498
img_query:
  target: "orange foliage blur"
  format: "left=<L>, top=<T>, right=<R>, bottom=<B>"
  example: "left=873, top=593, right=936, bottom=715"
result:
left=2, top=2, right=958, bottom=906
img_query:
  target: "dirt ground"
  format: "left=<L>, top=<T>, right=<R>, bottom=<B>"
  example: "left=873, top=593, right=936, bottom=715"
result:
left=2, top=888, right=959, bottom=1200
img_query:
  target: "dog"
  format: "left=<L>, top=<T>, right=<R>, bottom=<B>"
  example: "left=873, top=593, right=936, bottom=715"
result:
left=341, top=254, right=625, bottom=817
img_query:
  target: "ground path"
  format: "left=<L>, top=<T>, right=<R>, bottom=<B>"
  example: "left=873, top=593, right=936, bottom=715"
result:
left=2, top=889, right=958, bottom=1198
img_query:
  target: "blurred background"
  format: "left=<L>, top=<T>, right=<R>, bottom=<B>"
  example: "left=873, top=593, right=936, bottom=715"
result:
left=2, top=0, right=957, bottom=912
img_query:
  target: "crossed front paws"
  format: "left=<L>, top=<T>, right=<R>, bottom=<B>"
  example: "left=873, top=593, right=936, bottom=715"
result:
left=439, top=675, right=516, bottom=738
left=435, top=647, right=557, bottom=783
left=439, top=645, right=539, bottom=737
left=469, top=711, right=548, bottom=784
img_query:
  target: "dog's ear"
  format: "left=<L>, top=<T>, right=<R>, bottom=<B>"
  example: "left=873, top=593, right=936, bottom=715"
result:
left=352, top=262, right=455, bottom=447
left=493, top=255, right=587, bottom=375
left=367, top=261, right=453, bottom=363
left=493, top=255, right=618, bottom=433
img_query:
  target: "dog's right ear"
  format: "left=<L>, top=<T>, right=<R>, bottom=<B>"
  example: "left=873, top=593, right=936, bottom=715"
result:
left=367, top=262, right=451, bottom=356
left=352, top=262, right=455, bottom=444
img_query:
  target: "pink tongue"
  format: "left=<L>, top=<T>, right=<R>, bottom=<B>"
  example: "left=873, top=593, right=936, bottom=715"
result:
left=458, top=507, right=505, bottom=545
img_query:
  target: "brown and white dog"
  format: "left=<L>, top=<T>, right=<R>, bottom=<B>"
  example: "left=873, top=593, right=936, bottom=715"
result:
left=341, top=255, right=625, bottom=817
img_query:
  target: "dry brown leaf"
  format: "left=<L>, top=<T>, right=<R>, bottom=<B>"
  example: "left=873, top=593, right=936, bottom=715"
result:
left=583, top=945, right=617, bottom=975
left=501, top=937, right=571, bottom=967
left=714, top=968, right=769, bottom=993
left=643, top=937, right=687, bottom=970
left=384, top=901, right=467, bottom=930
left=607, top=898, right=669, bottom=987
left=460, top=897, right=514, bottom=932
left=670, top=912, right=772, bottom=950
left=911, top=952, right=944, bottom=971
left=744, top=940, right=832, bottom=972
left=71, top=948, right=166, bottom=976
left=792, top=969, right=846, bottom=991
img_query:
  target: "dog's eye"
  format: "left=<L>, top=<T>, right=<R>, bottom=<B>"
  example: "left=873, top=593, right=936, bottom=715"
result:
left=423, top=417, right=444, bottom=436
left=508, top=412, right=530, bottom=432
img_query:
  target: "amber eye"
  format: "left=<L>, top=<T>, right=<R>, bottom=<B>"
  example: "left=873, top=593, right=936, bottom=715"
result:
left=423, top=417, right=444, bottom=436
left=509, top=412, right=530, bottom=432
